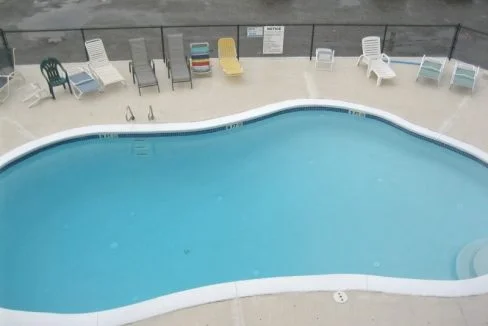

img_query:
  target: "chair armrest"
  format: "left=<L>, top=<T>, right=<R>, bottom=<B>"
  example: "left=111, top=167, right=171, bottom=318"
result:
left=381, top=53, right=391, bottom=64
left=59, top=64, right=68, bottom=74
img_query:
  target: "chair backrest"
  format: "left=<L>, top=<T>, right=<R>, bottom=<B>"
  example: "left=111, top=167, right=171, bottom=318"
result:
left=166, top=34, right=185, bottom=63
left=454, top=61, right=479, bottom=79
left=129, top=37, right=150, bottom=67
left=85, top=38, right=110, bottom=66
left=40, top=57, right=63, bottom=82
left=218, top=38, right=237, bottom=59
left=421, top=56, right=446, bottom=73
left=0, top=48, right=14, bottom=76
left=361, top=36, right=381, bottom=58
left=316, top=48, right=334, bottom=62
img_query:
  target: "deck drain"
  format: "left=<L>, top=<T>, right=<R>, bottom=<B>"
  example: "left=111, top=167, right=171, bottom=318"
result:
left=333, top=291, right=348, bottom=304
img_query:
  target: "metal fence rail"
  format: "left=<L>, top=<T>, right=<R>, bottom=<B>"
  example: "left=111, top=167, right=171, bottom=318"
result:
left=1, top=23, right=487, bottom=68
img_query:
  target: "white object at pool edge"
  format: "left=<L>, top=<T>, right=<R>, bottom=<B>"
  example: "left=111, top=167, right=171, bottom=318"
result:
left=1, top=98, right=488, bottom=326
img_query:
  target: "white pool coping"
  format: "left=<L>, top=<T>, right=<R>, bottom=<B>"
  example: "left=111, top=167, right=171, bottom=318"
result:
left=1, top=98, right=488, bottom=326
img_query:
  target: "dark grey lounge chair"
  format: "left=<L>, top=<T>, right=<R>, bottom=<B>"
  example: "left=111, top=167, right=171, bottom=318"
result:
left=128, top=38, right=160, bottom=96
left=165, top=34, right=193, bottom=90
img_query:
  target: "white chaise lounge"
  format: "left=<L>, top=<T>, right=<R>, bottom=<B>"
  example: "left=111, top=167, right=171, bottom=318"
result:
left=85, top=38, right=126, bottom=88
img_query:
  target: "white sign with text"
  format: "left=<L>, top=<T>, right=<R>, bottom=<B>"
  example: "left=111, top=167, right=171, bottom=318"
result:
left=263, top=25, right=285, bottom=54
left=247, top=26, right=264, bottom=38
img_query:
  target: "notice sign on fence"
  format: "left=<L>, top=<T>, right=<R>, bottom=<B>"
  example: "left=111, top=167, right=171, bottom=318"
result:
left=263, top=25, right=285, bottom=54
left=247, top=27, right=263, bottom=38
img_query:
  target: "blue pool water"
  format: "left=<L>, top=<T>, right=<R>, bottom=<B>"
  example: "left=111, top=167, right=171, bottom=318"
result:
left=1, top=110, right=488, bottom=313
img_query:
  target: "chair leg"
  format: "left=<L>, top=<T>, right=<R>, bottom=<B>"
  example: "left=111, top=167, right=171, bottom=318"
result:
left=62, top=84, right=66, bottom=90
left=49, top=86, right=55, bottom=100
left=68, top=82, right=72, bottom=94
left=157, top=84, right=160, bottom=93
left=138, top=87, right=141, bottom=96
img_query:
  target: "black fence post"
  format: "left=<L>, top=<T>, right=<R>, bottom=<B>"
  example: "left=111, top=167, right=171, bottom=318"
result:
left=381, top=25, right=388, bottom=52
left=448, top=23, right=461, bottom=60
left=309, top=24, right=315, bottom=60
left=160, top=26, right=165, bottom=62
left=0, top=29, right=9, bottom=49
left=236, top=25, right=240, bottom=60
left=80, top=28, right=88, bottom=60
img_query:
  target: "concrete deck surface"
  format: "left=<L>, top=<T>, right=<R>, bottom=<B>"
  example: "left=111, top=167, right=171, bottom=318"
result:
left=1, top=57, right=487, bottom=154
left=1, top=58, right=488, bottom=326
left=129, top=291, right=488, bottom=326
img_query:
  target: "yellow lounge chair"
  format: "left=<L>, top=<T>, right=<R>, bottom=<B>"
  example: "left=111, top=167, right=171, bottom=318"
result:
left=218, top=38, right=243, bottom=76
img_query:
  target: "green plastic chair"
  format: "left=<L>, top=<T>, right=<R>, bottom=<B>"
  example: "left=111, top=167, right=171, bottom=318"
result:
left=40, top=58, right=72, bottom=99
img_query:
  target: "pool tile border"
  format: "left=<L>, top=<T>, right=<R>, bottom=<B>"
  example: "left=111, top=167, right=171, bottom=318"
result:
left=2, top=99, right=488, bottom=326
left=1, top=103, right=488, bottom=173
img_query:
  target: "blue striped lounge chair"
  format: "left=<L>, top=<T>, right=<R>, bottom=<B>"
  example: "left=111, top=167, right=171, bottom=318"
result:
left=190, top=42, right=212, bottom=76
left=68, top=67, right=102, bottom=99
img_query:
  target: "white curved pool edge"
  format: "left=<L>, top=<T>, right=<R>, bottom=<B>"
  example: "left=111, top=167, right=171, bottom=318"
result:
left=2, top=99, right=488, bottom=326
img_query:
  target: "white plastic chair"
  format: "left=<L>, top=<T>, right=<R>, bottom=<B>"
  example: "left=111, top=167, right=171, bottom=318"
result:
left=315, top=48, right=335, bottom=71
left=450, top=61, right=480, bottom=93
left=357, top=36, right=390, bottom=67
left=22, top=83, right=50, bottom=108
left=416, top=55, right=446, bottom=86
left=85, top=38, right=126, bottom=88
left=0, top=48, right=26, bottom=104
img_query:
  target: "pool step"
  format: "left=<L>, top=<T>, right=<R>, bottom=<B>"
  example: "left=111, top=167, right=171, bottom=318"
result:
left=456, top=238, right=488, bottom=279
left=131, top=139, right=153, bottom=157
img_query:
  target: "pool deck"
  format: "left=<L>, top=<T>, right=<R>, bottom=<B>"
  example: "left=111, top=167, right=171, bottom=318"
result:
left=1, top=57, right=488, bottom=154
left=1, top=57, right=488, bottom=326
left=131, top=291, right=488, bottom=326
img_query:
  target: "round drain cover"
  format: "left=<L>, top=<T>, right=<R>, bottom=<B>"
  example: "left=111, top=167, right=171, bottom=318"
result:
left=333, top=291, right=348, bottom=303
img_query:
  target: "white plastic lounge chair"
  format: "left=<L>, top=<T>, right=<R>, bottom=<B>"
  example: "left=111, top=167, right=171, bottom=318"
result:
left=0, top=75, right=9, bottom=103
left=129, top=38, right=160, bottom=95
left=84, top=38, right=125, bottom=88
left=68, top=67, right=102, bottom=99
left=450, top=61, right=480, bottom=92
left=357, top=36, right=390, bottom=68
left=315, top=48, right=335, bottom=71
left=166, top=34, right=192, bottom=90
left=0, top=48, right=25, bottom=103
left=416, top=55, right=446, bottom=85
left=367, top=59, right=396, bottom=86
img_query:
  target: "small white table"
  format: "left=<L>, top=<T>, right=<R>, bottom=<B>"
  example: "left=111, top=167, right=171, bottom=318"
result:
left=367, top=60, right=396, bottom=86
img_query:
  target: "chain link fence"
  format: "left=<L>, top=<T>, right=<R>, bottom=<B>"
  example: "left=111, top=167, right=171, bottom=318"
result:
left=1, top=23, right=487, bottom=68
left=451, top=26, right=488, bottom=68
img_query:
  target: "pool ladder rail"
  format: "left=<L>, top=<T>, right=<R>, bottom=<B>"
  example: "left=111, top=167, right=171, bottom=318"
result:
left=148, top=105, right=155, bottom=121
left=125, top=105, right=135, bottom=122
left=125, top=105, right=156, bottom=122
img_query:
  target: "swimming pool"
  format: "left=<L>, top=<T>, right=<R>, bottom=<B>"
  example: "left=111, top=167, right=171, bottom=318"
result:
left=1, top=106, right=488, bottom=314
